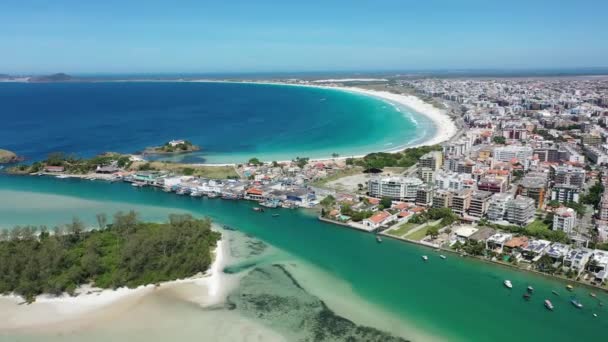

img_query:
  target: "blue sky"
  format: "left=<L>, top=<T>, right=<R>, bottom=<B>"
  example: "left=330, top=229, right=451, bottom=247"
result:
left=1, top=0, right=607, bottom=73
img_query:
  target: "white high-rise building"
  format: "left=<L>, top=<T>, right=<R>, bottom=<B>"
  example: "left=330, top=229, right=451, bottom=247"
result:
left=368, top=176, right=423, bottom=202
left=493, top=146, right=534, bottom=162
left=553, top=207, right=577, bottom=234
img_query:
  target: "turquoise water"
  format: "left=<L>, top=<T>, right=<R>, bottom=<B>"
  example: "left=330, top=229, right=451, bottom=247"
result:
left=0, top=174, right=605, bottom=341
left=0, top=82, right=432, bottom=164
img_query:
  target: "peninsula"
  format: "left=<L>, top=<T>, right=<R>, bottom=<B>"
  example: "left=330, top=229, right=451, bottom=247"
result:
left=0, top=212, right=221, bottom=303
left=0, top=149, right=22, bottom=163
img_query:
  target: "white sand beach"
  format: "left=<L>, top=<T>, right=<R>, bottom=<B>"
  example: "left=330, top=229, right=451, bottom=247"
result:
left=0, top=236, right=231, bottom=333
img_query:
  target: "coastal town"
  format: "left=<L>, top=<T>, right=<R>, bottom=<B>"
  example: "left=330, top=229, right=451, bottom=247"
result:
left=4, top=77, right=608, bottom=296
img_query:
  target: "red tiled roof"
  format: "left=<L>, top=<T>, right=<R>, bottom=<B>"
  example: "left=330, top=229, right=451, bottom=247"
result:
left=247, top=188, right=264, bottom=195
left=367, top=211, right=391, bottom=224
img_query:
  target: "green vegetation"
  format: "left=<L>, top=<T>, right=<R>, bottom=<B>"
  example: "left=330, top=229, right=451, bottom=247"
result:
left=492, top=136, right=506, bottom=144
left=387, top=222, right=417, bottom=237
left=406, top=226, right=431, bottom=241
left=379, top=196, right=392, bottom=209
left=582, top=177, right=604, bottom=209
left=148, top=140, right=199, bottom=153
left=339, top=204, right=373, bottom=222
left=248, top=157, right=263, bottom=166
left=130, top=161, right=239, bottom=179
left=478, top=218, right=568, bottom=243
left=293, top=156, right=310, bottom=169
left=0, top=212, right=220, bottom=303
left=320, top=195, right=336, bottom=208
left=345, top=145, right=442, bottom=170
left=453, top=240, right=486, bottom=256
left=9, top=152, right=133, bottom=174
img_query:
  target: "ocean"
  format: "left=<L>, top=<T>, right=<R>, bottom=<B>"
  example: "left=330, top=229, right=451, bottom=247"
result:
left=0, top=175, right=606, bottom=341
left=0, top=81, right=432, bottom=164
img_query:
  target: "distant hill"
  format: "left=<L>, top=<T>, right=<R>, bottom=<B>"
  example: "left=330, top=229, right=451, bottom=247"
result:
left=29, top=73, right=73, bottom=82
left=0, top=149, right=22, bottom=163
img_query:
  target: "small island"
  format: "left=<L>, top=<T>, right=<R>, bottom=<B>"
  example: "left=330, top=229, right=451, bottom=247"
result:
left=0, top=149, right=23, bottom=164
left=144, top=139, right=201, bottom=154
left=0, top=212, right=221, bottom=303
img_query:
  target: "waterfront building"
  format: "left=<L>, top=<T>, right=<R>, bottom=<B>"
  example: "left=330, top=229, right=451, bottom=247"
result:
left=432, top=190, right=453, bottom=209
left=521, top=239, right=551, bottom=261
left=550, top=184, right=580, bottom=203
left=486, top=232, right=513, bottom=253
left=545, top=243, right=571, bottom=262
left=245, top=188, right=265, bottom=201
left=450, top=189, right=472, bottom=216
left=505, top=196, right=536, bottom=226
left=493, top=145, right=533, bottom=162
left=486, top=193, right=513, bottom=221
left=563, top=248, right=592, bottom=275
left=368, top=176, right=423, bottom=202
left=363, top=211, right=393, bottom=230
left=517, top=175, right=547, bottom=209
left=468, top=190, right=493, bottom=218
left=419, top=151, right=443, bottom=171
left=588, top=250, right=608, bottom=276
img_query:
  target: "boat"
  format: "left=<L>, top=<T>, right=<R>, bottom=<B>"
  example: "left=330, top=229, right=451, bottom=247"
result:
left=545, top=300, right=554, bottom=311
left=566, top=285, right=574, bottom=291
left=252, top=207, right=264, bottom=212
left=571, top=299, right=583, bottom=309
left=552, top=290, right=560, bottom=296
left=590, top=293, right=597, bottom=298
left=376, top=236, right=382, bottom=243
left=207, top=192, right=218, bottom=198
left=523, top=293, right=531, bottom=301
left=527, top=286, right=534, bottom=293
left=421, top=255, right=428, bottom=261
left=272, top=213, right=280, bottom=217
left=504, top=280, right=513, bottom=289
left=131, top=182, right=145, bottom=187
left=593, top=313, right=598, bottom=317
left=439, top=255, right=447, bottom=259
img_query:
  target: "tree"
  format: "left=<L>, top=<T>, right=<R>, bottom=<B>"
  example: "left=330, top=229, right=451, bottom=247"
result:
left=248, top=157, right=262, bottom=166
left=331, top=153, right=340, bottom=158
left=357, top=183, right=364, bottom=191
left=380, top=196, right=393, bottom=209
left=96, top=213, right=108, bottom=229
left=492, top=136, right=506, bottom=144
left=46, top=152, right=67, bottom=166
left=320, top=195, right=336, bottom=208
left=293, top=157, right=309, bottom=169
left=426, top=225, right=440, bottom=238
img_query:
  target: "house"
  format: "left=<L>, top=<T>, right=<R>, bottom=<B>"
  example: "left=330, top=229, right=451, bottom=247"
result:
left=363, top=211, right=393, bottom=230
left=545, top=243, right=571, bottom=263
left=503, top=236, right=529, bottom=256
left=452, top=225, right=479, bottom=243
left=245, top=188, right=265, bottom=201
left=486, top=233, right=513, bottom=253
left=588, top=250, right=608, bottom=279
left=469, top=227, right=496, bottom=243
left=563, top=248, right=592, bottom=275
left=521, top=239, right=551, bottom=261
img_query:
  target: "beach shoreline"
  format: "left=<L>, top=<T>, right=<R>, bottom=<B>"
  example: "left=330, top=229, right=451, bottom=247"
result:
left=0, top=232, right=228, bottom=333
left=183, top=79, right=459, bottom=165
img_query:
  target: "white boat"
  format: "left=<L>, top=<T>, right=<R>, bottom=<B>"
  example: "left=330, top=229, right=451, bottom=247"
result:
left=421, top=255, right=428, bottom=261
left=504, top=280, right=513, bottom=289
left=545, top=299, right=554, bottom=311
left=440, top=255, right=446, bottom=259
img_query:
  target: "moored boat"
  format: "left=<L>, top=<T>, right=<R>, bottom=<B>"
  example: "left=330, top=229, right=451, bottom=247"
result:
left=571, top=299, right=583, bottom=309
left=545, top=299, right=554, bottom=311
left=527, top=286, right=534, bottom=293
left=566, top=284, right=574, bottom=291
left=376, top=236, right=382, bottom=243
left=440, top=255, right=446, bottom=259
left=421, top=255, right=428, bottom=261
left=504, top=280, right=513, bottom=289
left=523, top=293, right=531, bottom=300
left=552, top=290, right=559, bottom=296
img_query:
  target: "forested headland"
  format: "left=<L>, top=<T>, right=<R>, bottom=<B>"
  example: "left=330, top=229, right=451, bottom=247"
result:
left=0, top=212, right=221, bottom=302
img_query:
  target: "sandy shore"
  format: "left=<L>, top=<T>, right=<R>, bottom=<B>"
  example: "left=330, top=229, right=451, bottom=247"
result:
left=0, top=234, right=229, bottom=333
